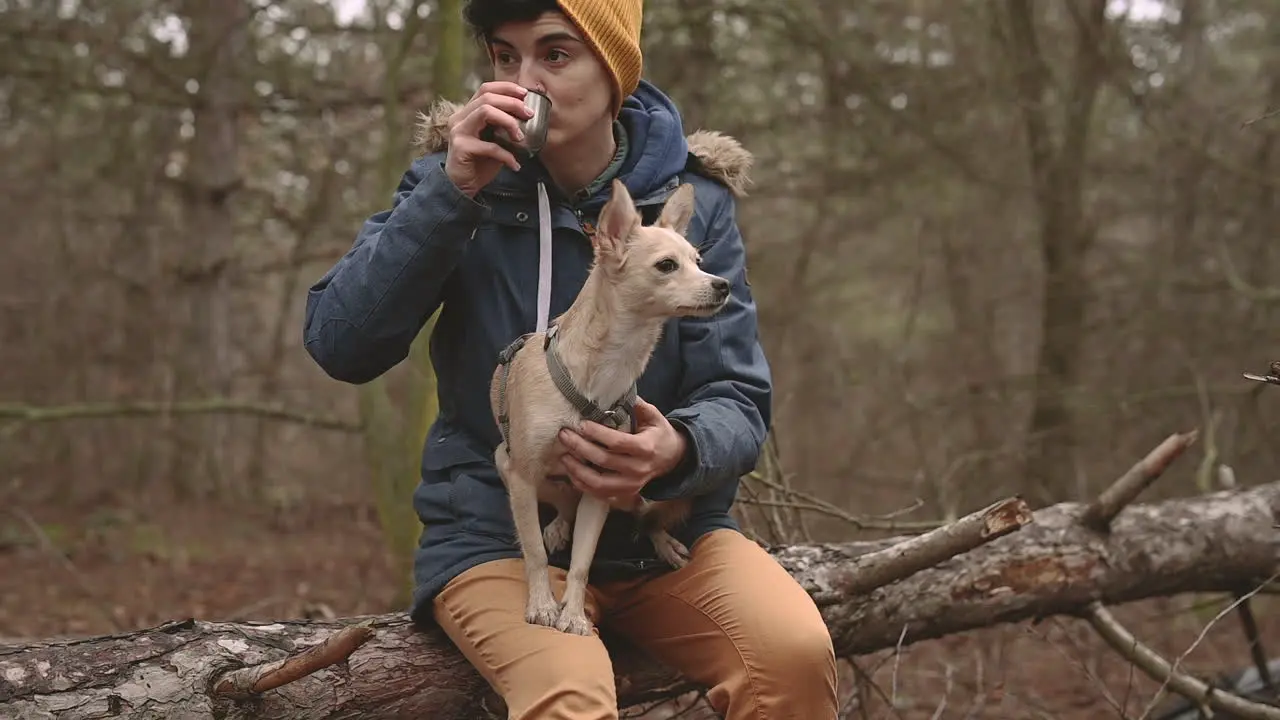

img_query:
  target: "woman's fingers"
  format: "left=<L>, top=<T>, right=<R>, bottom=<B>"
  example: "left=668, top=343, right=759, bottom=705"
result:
left=451, top=134, right=522, bottom=172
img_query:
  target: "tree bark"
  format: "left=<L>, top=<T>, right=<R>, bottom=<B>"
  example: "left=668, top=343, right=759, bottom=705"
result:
left=2, top=479, right=1278, bottom=719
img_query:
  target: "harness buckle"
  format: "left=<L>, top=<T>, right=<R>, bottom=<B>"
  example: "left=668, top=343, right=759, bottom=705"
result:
left=600, top=408, right=628, bottom=429
left=498, top=333, right=530, bottom=365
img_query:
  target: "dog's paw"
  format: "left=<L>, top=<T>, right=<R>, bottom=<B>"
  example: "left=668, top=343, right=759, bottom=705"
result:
left=525, top=599, right=561, bottom=628
left=554, top=607, right=595, bottom=636
left=651, top=531, right=691, bottom=569
left=543, top=516, right=572, bottom=554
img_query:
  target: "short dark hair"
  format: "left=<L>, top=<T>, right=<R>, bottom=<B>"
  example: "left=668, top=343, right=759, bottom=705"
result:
left=462, top=0, right=561, bottom=43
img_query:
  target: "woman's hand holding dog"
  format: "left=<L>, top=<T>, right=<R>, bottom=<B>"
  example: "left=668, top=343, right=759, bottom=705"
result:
left=444, top=81, right=533, bottom=197
left=556, top=398, right=687, bottom=502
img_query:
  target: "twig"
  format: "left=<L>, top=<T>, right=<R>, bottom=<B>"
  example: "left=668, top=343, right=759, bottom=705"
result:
left=1236, top=593, right=1277, bottom=698
left=735, top=474, right=786, bottom=544
left=1217, top=241, right=1280, bottom=303
left=1242, top=106, right=1280, bottom=128
left=8, top=508, right=122, bottom=633
left=1023, top=618, right=1129, bottom=717
left=845, top=657, right=908, bottom=720
left=0, top=399, right=361, bottom=433
left=929, top=662, right=953, bottom=720
left=1081, top=430, right=1199, bottom=532
left=211, top=622, right=375, bottom=699
left=735, top=497, right=943, bottom=532
left=1217, top=463, right=1276, bottom=699
left=1142, top=576, right=1280, bottom=718
left=759, top=434, right=809, bottom=543
left=1243, top=360, right=1280, bottom=386
left=839, top=495, right=1033, bottom=597
left=1188, top=363, right=1220, bottom=494
left=745, top=471, right=940, bottom=532
left=889, top=623, right=909, bottom=709
left=1087, top=599, right=1280, bottom=720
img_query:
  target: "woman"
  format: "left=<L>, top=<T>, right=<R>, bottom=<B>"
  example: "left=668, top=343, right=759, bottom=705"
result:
left=302, top=1, right=838, bottom=716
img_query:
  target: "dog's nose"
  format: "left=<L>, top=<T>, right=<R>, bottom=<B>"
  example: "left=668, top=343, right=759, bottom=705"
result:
left=712, top=277, right=730, bottom=299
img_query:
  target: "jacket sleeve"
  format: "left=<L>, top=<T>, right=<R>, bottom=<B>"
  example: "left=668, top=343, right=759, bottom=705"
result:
left=640, top=191, right=773, bottom=502
left=303, top=156, right=488, bottom=384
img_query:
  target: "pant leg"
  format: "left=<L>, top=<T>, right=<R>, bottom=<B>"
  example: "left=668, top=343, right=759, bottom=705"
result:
left=433, top=558, right=619, bottom=720
left=600, top=529, right=838, bottom=720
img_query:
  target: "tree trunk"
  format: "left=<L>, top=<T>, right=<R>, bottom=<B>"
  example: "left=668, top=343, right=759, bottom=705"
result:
left=174, top=0, right=247, bottom=497
left=1000, top=0, right=1109, bottom=505
left=357, top=0, right=448, bottom=608
left=3, top=473, right=1277, bottom=719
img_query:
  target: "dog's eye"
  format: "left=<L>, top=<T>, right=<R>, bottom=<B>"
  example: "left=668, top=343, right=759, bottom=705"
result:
left=654, top=258, right=678, bottom=274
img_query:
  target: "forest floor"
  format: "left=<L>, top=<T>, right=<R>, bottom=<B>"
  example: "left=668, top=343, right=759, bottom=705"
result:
left=2, top=492, right=1278, bottom=719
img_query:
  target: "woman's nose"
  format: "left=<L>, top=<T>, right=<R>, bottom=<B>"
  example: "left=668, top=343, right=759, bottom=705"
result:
left=517, top=66, right=546, bottom=93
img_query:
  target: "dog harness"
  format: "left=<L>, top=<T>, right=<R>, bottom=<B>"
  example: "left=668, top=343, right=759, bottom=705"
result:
left=495, top=325, right=638, bottom=453
left=492, top=170, right=637, bottom=453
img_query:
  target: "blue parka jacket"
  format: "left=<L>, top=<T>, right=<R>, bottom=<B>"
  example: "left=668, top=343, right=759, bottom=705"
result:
left=302, top=80, right=772, bottom=625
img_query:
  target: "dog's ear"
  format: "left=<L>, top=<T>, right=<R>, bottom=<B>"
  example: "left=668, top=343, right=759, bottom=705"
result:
left=655, top=183, right=696, bottom=236
left=595, top=179, right=639, bottom=256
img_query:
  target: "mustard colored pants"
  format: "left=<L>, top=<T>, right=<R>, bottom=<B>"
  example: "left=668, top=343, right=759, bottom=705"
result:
left=433, top=528, right=839, bottom=719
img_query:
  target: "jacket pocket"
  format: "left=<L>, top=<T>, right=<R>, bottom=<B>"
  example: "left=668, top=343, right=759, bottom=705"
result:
left=412, top=468, right=457, bottom=530
left=418, top=425, right=514, bottom=543
left=421, top=422, right=491, bottom=471
left=449, top=463, right=516, bottom=543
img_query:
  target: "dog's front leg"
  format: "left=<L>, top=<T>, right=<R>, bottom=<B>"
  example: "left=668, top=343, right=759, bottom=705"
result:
left=554, top=493, right=609, bottom=636
left=495, top=445, right=560, bottom=628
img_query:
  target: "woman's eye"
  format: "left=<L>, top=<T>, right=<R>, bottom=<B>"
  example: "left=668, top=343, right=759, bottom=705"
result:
left=654, top=258, right=678, bottom=274
left=547, top=49, right=568, bottom=62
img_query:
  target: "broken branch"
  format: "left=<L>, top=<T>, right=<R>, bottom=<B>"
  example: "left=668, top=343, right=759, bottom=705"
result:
left=1082, top=430, right=1198, bottom=531
left=212, top=622, right=375, bottom=699
left=831, top=495, right=1033, bottom=599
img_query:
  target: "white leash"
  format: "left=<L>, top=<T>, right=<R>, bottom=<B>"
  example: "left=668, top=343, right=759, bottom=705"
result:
left=535, top=180, right=553, bottom=334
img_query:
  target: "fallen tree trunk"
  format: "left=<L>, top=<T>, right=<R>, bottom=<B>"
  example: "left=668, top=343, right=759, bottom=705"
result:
left=3, top=443, right=1279, bottom=719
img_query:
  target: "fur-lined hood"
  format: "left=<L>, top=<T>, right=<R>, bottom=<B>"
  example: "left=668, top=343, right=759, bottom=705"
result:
left=412, top=97, right=753, bottom=198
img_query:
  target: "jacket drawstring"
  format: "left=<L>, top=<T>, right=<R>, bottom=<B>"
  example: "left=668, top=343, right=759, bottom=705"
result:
left=535, top=180, right=553, bottom=334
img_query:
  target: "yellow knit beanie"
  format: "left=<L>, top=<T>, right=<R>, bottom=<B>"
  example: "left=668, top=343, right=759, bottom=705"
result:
left=556, top=0, right=643, bottom=116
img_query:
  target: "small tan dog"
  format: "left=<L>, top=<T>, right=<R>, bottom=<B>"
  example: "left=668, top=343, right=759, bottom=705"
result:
left=488, top=178, right=731, bottom=635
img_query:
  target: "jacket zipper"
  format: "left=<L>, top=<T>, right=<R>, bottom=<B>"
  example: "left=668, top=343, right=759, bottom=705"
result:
left=574, top=208, right=596, bottom=238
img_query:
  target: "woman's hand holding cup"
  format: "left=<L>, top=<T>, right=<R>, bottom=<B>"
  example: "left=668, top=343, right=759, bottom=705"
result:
left=445, top=82, right=535, bottom=197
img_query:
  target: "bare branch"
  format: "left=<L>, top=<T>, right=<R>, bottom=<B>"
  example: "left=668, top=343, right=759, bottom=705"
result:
left=735, top=496, right=942, bottom=533
left=1242, top=106, right=1280, bottom=128
left=7, top=508, right=122, bottom=634
left=0, top=400, right=361, bottom=433
left=743, top=470, right=940, bottom=532
left=1216, top=240, right=1280, bottom=303
left=1086, top=600, right=1280, bottom=720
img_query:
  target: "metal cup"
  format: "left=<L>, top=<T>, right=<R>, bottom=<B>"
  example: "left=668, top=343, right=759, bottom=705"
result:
left=483, top=89, right=552, bottom=158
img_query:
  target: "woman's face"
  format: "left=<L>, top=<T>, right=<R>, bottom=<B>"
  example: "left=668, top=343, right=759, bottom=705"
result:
left=486, top=11, right=615, bottom=155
